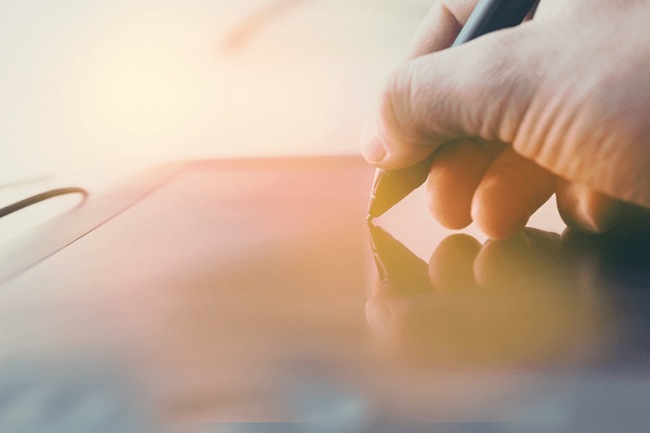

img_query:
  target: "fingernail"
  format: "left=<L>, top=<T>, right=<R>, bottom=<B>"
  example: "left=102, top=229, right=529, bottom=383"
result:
left=363, top=136, right=387, bottom=164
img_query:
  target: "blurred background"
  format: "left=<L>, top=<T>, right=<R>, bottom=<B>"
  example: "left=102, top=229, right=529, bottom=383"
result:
left=0, top=0, right=434, bottom=183
left=1, top=0, right=435, bottom=241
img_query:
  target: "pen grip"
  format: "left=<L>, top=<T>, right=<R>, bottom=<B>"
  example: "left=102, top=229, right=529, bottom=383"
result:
left=453, top=0, right=539, bottom=47
left=366, top=0, right=540, bottom=220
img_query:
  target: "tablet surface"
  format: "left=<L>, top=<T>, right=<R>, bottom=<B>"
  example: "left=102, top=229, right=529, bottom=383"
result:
left=1, top=157, right=649, bottom=432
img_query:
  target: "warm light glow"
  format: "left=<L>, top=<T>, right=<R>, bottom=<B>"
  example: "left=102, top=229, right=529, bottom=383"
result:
left=84, top=53, right=195, bottom=135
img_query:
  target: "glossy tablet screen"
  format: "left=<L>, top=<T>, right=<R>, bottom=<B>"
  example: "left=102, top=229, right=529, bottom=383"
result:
left=0, top=157, right=648, bottom=432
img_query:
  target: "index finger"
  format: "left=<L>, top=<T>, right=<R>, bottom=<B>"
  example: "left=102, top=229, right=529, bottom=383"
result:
left=406, top=0, right=481, bottom=59
left=361, top=0, right=482, bottom=166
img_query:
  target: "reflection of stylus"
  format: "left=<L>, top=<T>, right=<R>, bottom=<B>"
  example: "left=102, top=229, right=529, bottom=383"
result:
left=367, top=223, right=433, bottom=294
left=367, top=0, right=540, bottom=220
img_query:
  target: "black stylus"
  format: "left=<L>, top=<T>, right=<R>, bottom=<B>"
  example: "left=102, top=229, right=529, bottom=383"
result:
left=366, top=0, right=539, bottom=220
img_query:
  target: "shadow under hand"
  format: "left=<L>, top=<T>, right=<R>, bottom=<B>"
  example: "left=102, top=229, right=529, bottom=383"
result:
left=366, top=226, right=621, bottom=369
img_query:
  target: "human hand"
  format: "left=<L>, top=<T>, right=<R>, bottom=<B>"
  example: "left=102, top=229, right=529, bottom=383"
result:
left=361, top=0, right=650, bottom=239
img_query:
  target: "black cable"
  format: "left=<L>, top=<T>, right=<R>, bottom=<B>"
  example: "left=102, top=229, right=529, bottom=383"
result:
left=0, top=187, right=89, bottom=219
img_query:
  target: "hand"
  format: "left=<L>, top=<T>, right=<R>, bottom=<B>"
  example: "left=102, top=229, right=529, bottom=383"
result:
left=361, top=0, right=650, bottom=239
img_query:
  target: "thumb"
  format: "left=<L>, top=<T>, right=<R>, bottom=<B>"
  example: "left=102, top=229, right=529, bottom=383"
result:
left=361, top=22, right=544, bottom=169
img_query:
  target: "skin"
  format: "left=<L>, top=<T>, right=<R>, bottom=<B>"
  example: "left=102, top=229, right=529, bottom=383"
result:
left=360, top=0, right=650, bottom=239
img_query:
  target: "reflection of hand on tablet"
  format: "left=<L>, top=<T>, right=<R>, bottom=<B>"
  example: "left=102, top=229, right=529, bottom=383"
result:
left=366, top=227, right=611, bottom=367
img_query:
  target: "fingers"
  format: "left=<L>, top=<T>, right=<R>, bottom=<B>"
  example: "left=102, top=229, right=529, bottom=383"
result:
left=426, top=139, right=494, bottom=229
left=472, top=146, right=557, bottom=239
left=555, top=179, right=622, bottom=233
left=425, top=140, right=555, bottom=239
left=556, top=179, right=650, bottom=235
left=359, top=107, right=433, bottom=167
left=406, top=0, right=480, bottom=59
left=361, top=23, right=541, bottom=170
left=361, top=0, right=517, bottom=170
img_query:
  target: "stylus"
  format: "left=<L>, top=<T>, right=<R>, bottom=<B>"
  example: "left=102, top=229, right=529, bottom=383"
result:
left=366, top=0, right=539, bottom=221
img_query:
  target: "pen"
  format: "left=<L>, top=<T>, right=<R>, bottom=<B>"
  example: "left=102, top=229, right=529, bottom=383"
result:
left=366, top=0, right=540, bottom=221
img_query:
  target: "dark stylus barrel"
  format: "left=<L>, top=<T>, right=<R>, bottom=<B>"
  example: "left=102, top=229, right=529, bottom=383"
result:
left=453, top=0, right=539, bottom=47
left=366, top=0, right=539, bottom=220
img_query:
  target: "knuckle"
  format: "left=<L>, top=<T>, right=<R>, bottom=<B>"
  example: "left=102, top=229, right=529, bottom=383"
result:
left=467, top=29, right=540, bottom=142
left=378, top=65, right=422, bottom=147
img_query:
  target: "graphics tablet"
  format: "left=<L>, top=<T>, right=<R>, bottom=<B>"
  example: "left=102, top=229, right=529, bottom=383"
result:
left=0, top=156, right=649, bottom=432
